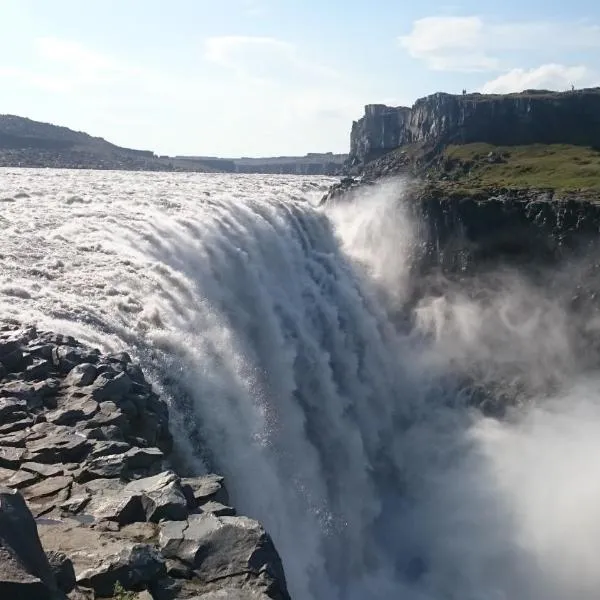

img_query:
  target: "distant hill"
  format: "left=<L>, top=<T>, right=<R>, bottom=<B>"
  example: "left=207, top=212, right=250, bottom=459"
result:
left=0, top=114, right=346, bottom=174
left=0, top=114, right=224, bottom=172
left=176, top=153, right=348, bottom=175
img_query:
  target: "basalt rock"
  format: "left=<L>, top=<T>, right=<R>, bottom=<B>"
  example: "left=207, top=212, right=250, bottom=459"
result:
left=0, top=325, right=291, bottom=600
left=348, top=88, right=600, bottom=167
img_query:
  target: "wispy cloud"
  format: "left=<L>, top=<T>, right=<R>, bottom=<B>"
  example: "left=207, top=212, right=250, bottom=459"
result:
left=482, top=64, right=600, bottom=94
left=203, top=35, right=339, bottom=83
left=399, top=16, right=600, bottom=72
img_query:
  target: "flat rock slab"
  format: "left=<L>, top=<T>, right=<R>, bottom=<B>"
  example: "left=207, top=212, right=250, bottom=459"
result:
left=37, top=520, right=165, bottom=597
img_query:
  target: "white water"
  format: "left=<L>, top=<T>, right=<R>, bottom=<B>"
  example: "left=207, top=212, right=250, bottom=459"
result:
left=2, top=168, right=600, bottom=599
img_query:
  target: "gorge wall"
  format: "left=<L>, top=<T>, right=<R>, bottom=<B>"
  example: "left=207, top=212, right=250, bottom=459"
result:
left=348, top=88, right=600, bottom=166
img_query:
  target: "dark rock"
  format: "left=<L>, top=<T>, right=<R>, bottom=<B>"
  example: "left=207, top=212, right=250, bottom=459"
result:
left=0, top=445, right=25, bottom=468
left=0, top=428, right=31, bottom=448
left=159, top=514, right=289, bottom=599
left=0, top=381, right=40, bottom=407
left=348, top=88, right=600, bottom=167
left=23, top=359, right=52, bottom=381
left=66, top=364, right=97, bottom=387
left=22, top=462, right=65, bottom=478
left=0, top=416, right=33, bottom=434
left=0, top=348, right=27, bottom=373
left=81, top=401, right=130, bottom=431
left=79, top=446, right=163, bottom=482
left=46, top=397, right=99, bottom=426
left=25, top=425, right=90, bottom=464
left=6, top=469, right=40, bottom=489
left=90, top=372, right=133, bottom=402
left=124, top=471, right=188, bottom=523
left=77, top=543, right=166, bottom=596
left=199, top=501, right=236, bottom=517
left=194, top=590, right=277, bottom=600
left=182, top=475, right=229, bottom=508
left=108, top=352, right=132, bottom=364
left=0, top=487, right=59, bottom=599
left=27, top=344, right=54, bottom=361
left=87, top=440, right=131, bottom=459
left=21, top=475, right=72, bottom=502
left=47, top=550, right=76, bottom=593
left=85, top=491, right=145, bottom=526
left=0, top=396, right=28, bottom=421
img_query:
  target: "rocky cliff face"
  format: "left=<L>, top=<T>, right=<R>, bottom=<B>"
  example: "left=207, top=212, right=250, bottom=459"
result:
left=0, top=325, right=290, bottom=600
left=348, top=88, right=600, bottom=166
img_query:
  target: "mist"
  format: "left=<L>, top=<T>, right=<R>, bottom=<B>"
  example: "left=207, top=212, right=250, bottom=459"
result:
left=328, top=179, right=600, bottom=599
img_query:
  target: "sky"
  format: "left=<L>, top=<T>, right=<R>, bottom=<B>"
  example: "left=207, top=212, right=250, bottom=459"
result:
left=1, top=0, right=599, bottom=157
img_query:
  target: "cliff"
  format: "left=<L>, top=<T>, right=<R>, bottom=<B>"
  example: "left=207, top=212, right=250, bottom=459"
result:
left=348, top=88, right=600, bottom=167
left=0, top=325, right=290, bottom=600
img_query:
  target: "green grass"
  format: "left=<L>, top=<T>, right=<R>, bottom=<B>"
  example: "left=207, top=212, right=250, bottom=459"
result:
left=113, top=582, right=137, bottom=600
left=438, top=143, right=600, bottom=194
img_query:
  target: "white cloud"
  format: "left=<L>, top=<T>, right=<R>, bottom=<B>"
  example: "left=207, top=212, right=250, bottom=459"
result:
left=399, top=16, right=600, bottom=72
left=203, top=35, right=339, bottom=83
left=399, top=16, right=499, bottom=72
left=482, top=64, right=600, bottom=94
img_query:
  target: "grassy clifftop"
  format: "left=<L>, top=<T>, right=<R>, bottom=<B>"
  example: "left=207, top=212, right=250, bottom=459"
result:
left=432, top=143, right=600, bottom=197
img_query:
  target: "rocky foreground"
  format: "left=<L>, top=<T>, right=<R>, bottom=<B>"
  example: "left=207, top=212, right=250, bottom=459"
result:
left=0, top=324, right=290, bottom=600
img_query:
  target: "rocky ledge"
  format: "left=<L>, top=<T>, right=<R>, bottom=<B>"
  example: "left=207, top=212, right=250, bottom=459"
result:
left=0, top=324, right=290, bottom=600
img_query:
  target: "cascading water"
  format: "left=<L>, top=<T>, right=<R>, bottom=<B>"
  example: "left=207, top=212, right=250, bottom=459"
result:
left=2, top=168, right=600, bottom=600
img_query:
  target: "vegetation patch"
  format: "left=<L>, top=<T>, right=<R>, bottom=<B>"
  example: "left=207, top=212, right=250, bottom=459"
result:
left=436, top=143, right=600, bottom=194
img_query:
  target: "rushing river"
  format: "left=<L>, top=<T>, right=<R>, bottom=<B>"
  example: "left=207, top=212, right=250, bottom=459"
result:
left=2, top=168, right=600, bottom=600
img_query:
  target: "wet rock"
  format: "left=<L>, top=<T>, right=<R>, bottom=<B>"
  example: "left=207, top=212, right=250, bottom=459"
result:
left=0, top=487, right=59, bottom=599
left=47, top=550, right=76, bottom=593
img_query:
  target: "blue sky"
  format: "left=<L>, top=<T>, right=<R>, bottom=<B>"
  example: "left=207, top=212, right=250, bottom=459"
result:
left=1, top=0, right=599, bottom=156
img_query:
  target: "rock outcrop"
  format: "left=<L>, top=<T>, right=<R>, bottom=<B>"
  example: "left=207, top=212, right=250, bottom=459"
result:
left=0, top=325, right=290, bottom=600
left=348, top=88, right=600, bottom=166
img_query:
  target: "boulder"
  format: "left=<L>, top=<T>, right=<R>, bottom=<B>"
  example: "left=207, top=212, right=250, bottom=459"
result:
left=159, top=514, right=289, bottom=599
left=90, top=372, right=133, bottom=402
left=66, top=364, right=98, bottom=387
left=77, top=543, right=166, bottom=596
left=124, top=471, right=189, bottom=523
left=0, top=487, right=59, bottom=599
